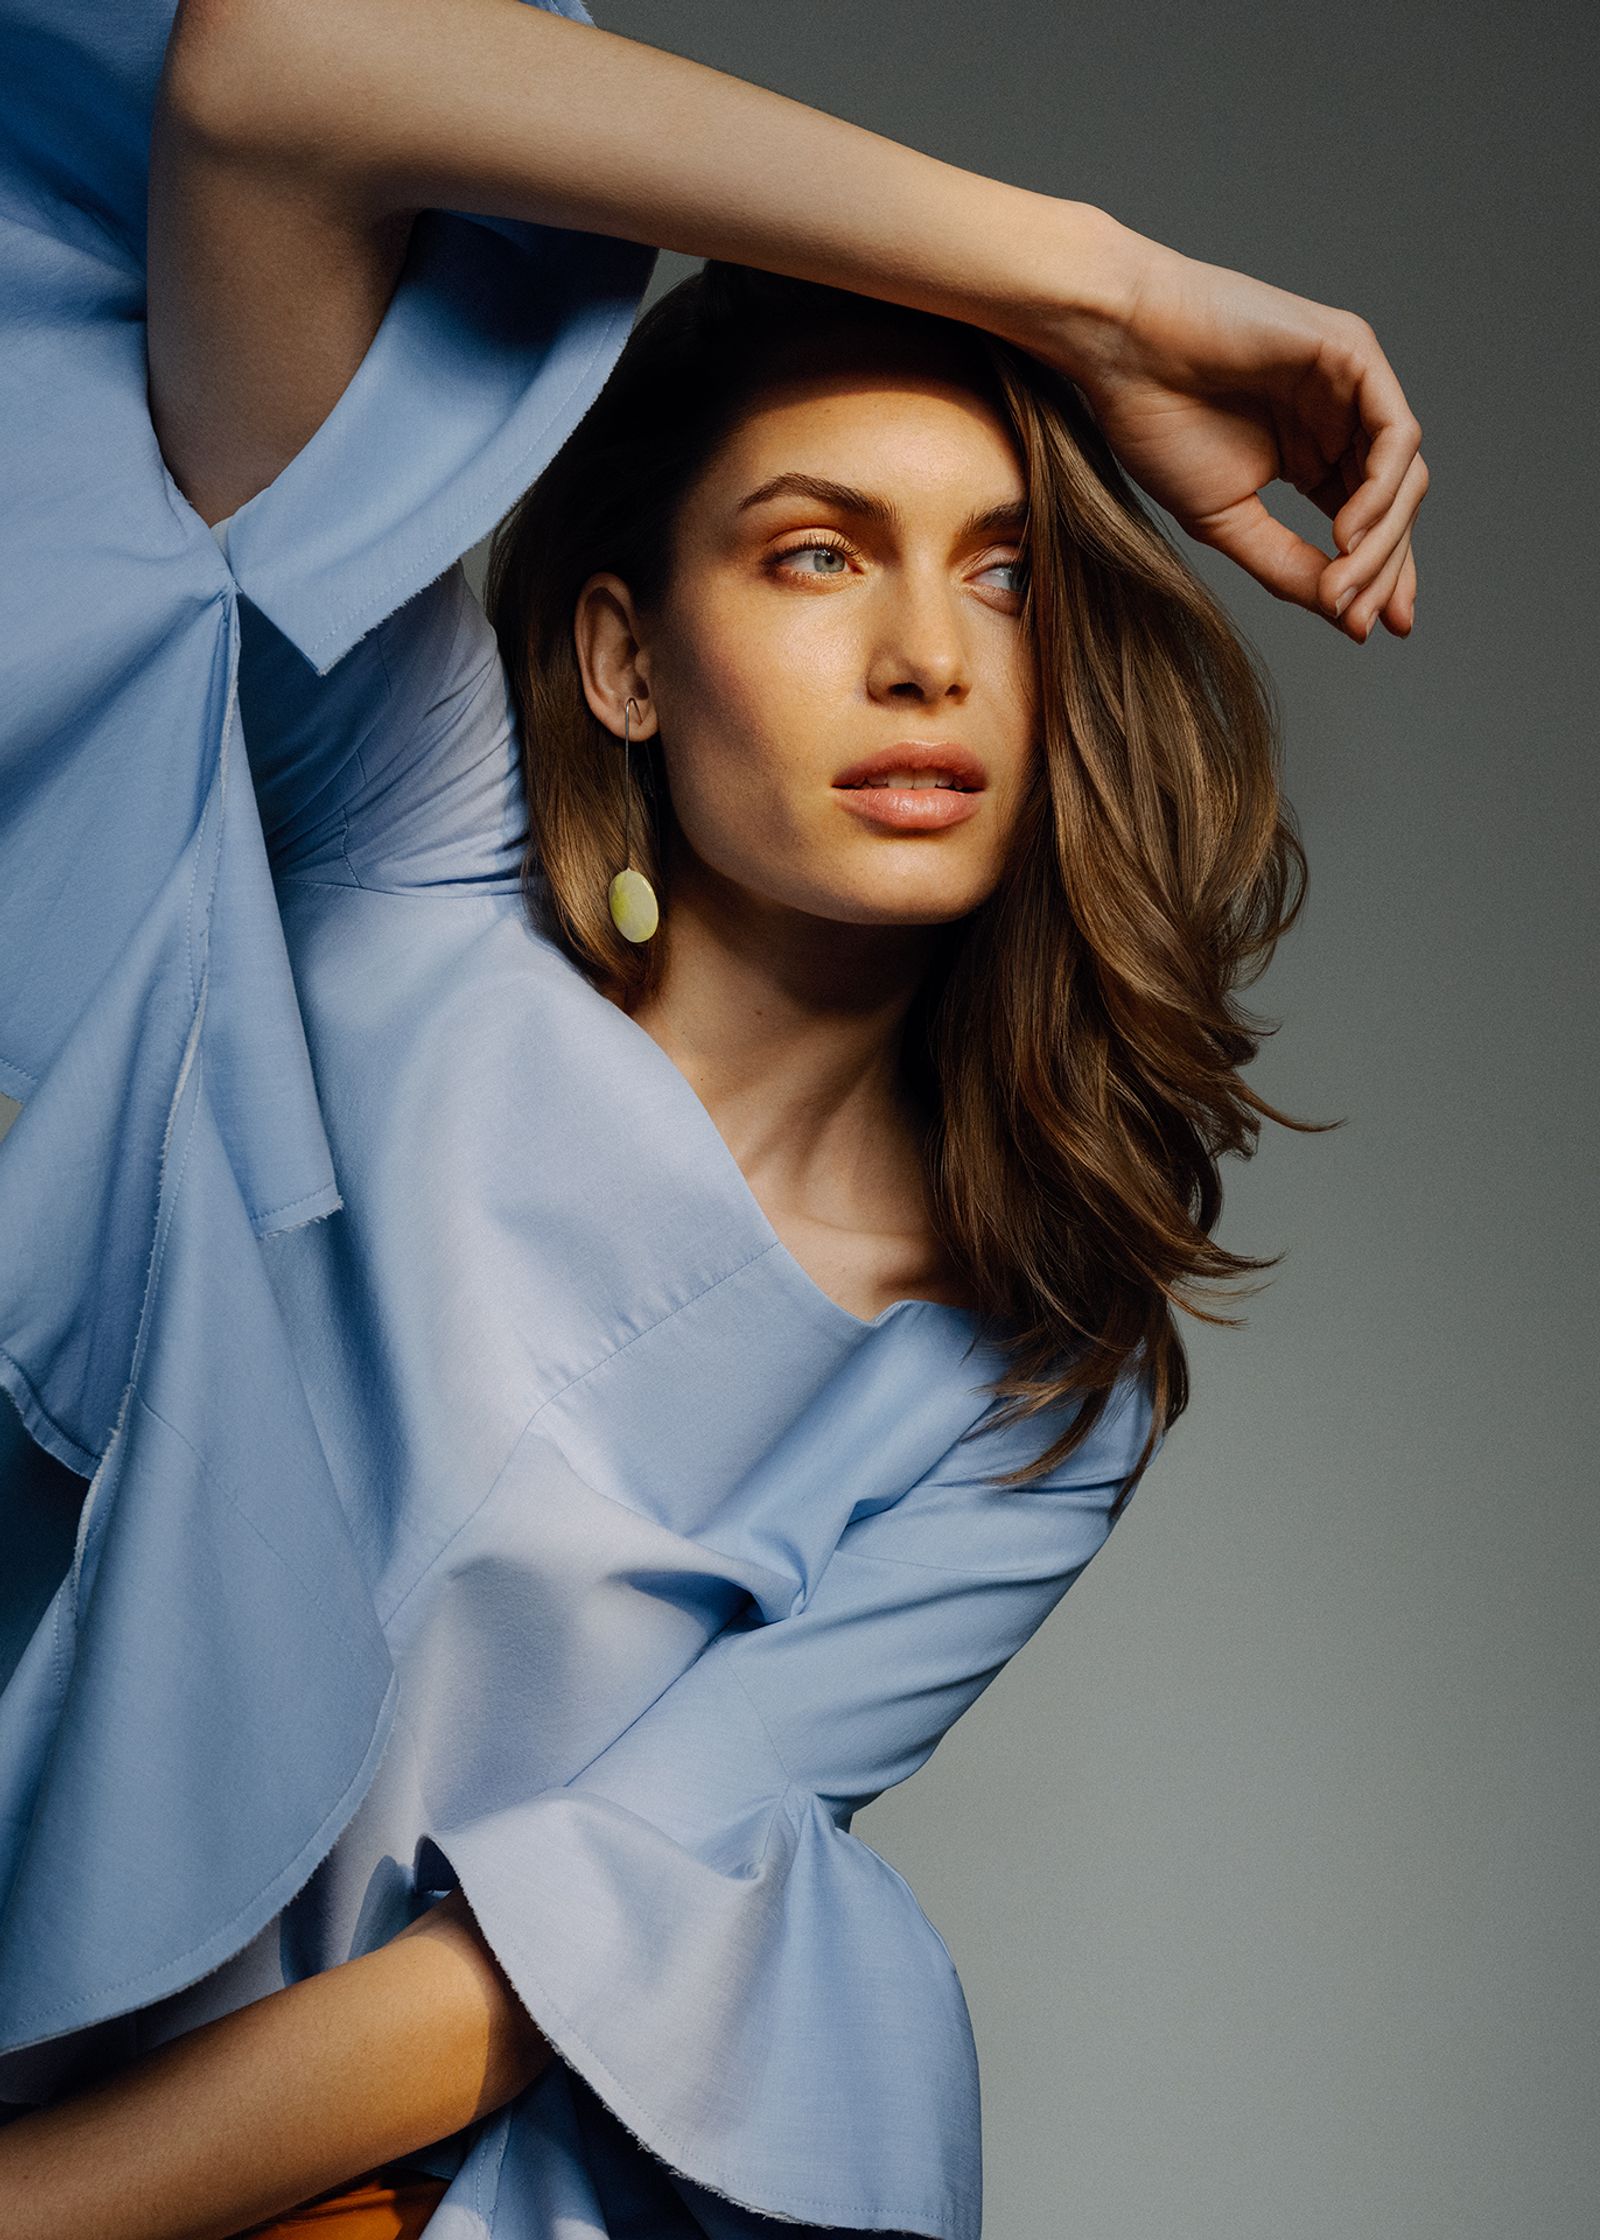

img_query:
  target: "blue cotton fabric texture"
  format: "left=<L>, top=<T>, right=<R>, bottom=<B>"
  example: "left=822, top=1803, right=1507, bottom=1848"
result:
left=0, top=3, right=1163, bottom=2234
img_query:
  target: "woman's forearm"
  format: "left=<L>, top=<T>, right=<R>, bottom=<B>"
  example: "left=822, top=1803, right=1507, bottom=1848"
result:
left=155, top=0, right=1422, bottom=624
left=170, top=0, right=1133, bottom=354
left=0, top=1892, right=551, bottom=2240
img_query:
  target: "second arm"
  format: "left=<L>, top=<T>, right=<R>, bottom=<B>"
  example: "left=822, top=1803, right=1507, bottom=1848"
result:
left=148, top=0, right=1126, bottom=524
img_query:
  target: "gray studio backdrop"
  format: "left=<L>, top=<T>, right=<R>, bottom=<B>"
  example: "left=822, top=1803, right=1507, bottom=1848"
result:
left=2, top=2, right=1590, bottom=2236
left=471, top=4, right=1594, bottom=2235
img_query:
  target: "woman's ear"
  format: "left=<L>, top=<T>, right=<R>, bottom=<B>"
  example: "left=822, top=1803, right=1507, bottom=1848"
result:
left=572, top=572, right=659, bottom=743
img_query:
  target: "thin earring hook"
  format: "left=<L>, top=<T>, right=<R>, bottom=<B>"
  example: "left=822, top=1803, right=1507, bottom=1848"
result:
left=622, top=696, right=639, bottom=869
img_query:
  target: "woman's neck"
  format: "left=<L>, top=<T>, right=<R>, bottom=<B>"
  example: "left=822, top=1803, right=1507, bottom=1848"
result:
left=620, top=868, right=946, bottom=1249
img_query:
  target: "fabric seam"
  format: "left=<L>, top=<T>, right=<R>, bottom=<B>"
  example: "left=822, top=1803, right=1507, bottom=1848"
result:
left=378, top=1237, right=786, bottom=1630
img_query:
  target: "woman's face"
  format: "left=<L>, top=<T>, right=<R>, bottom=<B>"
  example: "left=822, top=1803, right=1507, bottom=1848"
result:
left=577, top=356, right=1039, bottom=931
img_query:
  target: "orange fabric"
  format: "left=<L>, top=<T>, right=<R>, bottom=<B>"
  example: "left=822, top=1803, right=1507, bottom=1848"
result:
left=229, top=2165, right=449, bottom=2238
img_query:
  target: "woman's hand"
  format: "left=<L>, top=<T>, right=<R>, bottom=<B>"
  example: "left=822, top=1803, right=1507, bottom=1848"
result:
left=1032, top=221, right=1426, bottom=641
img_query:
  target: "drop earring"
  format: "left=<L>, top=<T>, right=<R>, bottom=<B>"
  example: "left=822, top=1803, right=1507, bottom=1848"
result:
left=607, top=694, right=660, bottom=944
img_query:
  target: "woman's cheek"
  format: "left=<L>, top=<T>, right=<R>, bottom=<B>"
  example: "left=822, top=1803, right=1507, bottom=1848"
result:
left=658, top=735, right=779, bottom=882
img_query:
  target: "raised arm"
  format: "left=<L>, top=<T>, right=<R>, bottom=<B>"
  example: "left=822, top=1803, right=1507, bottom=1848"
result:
left=149, top=0, right=1423, bottom=636
left=147, top=0, right=1123, bottom=528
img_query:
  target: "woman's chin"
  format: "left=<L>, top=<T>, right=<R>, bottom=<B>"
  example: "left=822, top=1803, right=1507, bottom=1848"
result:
left=797, top=879, right=988, bottom=932
left=686, top=843, right=994, bottom=933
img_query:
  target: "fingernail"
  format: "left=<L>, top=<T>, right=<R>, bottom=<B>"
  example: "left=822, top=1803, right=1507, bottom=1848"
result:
left=1334, top=588, right=1354, bottom=617
left=1344, top=527, right=1366, bottom=554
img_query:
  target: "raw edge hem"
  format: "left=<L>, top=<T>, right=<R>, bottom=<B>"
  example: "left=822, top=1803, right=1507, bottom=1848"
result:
left=0, top=1665, right=401, bottom=2056
left=0, top=1354, right=98, bottom=1480
left=433, top=1837, right=963, bottom=2240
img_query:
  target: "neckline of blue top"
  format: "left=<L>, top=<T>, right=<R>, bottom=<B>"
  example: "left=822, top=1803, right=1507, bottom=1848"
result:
left=589, top=980, right=978, bottom=1339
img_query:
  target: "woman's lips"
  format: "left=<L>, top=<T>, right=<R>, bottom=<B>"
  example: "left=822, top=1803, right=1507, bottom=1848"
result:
left=833, top=742, right=986, bottom=789
left=832, top=781, right=983, bottom=831
left=831, top=744, right=987, bottom=832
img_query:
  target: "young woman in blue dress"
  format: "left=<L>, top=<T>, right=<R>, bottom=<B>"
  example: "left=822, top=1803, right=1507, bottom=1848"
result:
left=0, top=1, right=1425, bottom=2232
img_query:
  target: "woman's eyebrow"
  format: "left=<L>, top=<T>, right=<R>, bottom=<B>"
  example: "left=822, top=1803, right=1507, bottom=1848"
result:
left=735, top=471, right=1027, bottom=542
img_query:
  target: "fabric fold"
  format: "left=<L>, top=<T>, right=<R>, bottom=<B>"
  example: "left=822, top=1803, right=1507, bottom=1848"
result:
left=0, top=1027, right=397, bottom=2072
left=0, top=0, right=656, bottom=2086
left=219, top=204, right=656, bottom=679
left=424, top=1374, right=1159, bottom=2240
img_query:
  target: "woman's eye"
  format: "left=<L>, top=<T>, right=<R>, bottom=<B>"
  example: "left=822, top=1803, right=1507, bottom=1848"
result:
left=771, top=541, right=852, bottom=578
left=983, top=557, right=1029, bottom=596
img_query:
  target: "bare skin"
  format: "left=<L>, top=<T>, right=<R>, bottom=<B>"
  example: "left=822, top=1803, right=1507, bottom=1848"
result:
left=0, top=1891, right=548, bottom=2239
left=0, top=3, right=1428, bottom=2231
left=572, top=359, right=1042, bottom=1324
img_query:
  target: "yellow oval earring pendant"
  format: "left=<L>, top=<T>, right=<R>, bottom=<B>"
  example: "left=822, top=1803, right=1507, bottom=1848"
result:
left=608, top=696, right=659, bottom=942
left=608, top=866, right=659, bottom=944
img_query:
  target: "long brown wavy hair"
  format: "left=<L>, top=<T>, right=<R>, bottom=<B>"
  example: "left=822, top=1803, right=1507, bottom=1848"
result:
left=486, top=261, right=1329, bottom=1508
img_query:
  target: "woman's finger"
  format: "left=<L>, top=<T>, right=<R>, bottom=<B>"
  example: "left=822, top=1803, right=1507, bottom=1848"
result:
left=1299, top=445, right=1367, bottom=527
left=1384, top=531, right=1418, bottom=636
left=1391, top=542, right=1419, bottom=630
left=1321, top=446, right=1430, bottom=620
left=1328, top=324, right=1424, bottom=555
left=1371, top=540, right=1418, bottom=637
left=1186, top=487, right=1336, bottom=613
left=1348, top=520, right=1414, bottom=641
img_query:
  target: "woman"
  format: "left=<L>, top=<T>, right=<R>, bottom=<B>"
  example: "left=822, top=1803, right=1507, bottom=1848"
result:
left=0, top=1, right=1426, bottom=2235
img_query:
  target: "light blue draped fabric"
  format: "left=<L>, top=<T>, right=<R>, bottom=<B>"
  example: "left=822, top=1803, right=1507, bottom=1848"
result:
left=0, top=5, right=1164, bottom=2235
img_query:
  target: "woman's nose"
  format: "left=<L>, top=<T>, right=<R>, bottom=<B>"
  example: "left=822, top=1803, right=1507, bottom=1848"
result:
left=864, top=570, right=971, bottom=705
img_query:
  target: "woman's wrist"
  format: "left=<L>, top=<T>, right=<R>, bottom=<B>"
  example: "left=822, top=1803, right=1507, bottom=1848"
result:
left=790, top=157, right=1143, bottom=380
left=947, top=188, right=1147, bottom=376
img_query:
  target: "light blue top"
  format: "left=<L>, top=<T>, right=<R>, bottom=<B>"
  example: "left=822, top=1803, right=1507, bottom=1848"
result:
left=0, top=4, right=1162, bottom=2235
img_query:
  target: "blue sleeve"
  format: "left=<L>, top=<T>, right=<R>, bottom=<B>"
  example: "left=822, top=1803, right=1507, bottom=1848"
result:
left=209, top=9, right=656, bottom=679
left=427, top=1372, right=1163, bottom=2240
